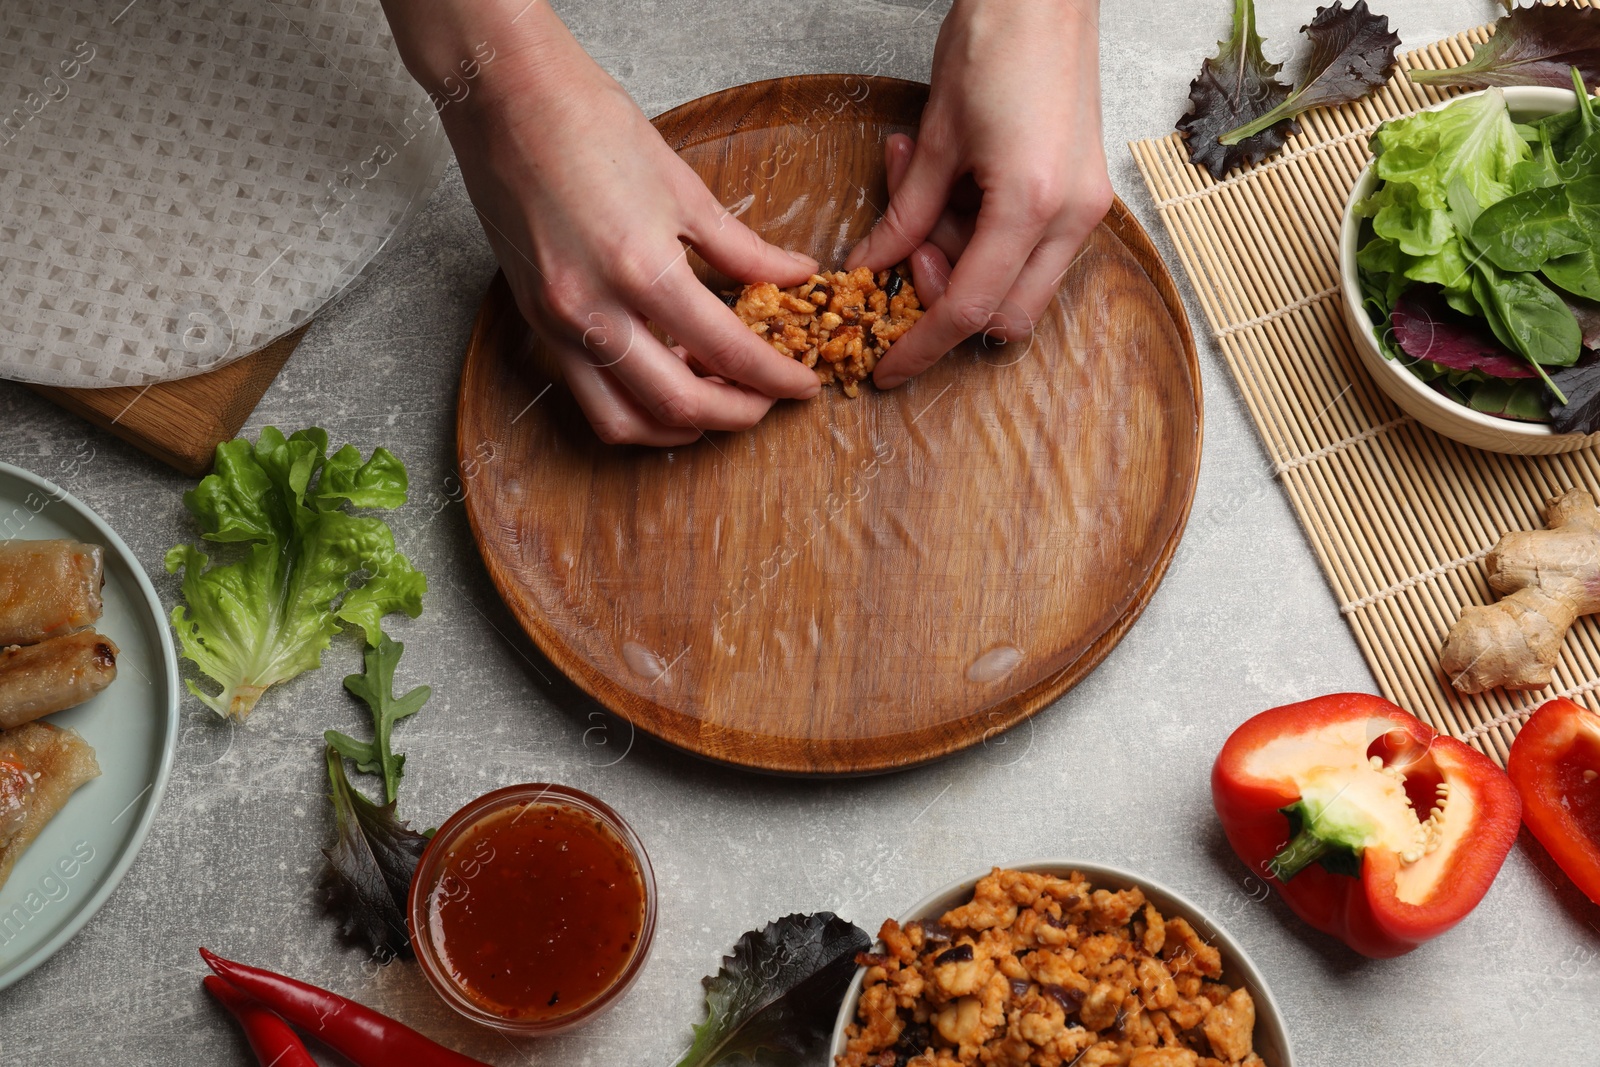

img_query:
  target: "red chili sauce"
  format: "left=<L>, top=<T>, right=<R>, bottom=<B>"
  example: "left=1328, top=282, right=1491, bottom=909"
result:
left=426, top=802, right=646, bottom=1020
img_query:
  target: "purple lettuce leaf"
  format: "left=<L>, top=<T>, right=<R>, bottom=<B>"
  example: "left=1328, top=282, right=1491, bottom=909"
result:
left=1564, top=296, right=1600, bottom=350
left=1390, top=289, right=1536, bottom=379
left=1549, top=353, right=1600, bottom=433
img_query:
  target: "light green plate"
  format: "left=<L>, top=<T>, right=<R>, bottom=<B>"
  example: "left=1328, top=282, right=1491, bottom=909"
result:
left=0, top=461, right=178, bottom=991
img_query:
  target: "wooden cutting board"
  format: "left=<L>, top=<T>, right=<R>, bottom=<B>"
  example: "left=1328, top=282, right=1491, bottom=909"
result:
left=23, top=328, right=306, bottom=476
left=457, top=75, right=1202, bottom=775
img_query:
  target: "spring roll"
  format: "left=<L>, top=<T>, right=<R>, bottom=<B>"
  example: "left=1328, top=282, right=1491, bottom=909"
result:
left=0, top=539, right=104, bottom=647
left=0, top=630, right=119, bottom=729
left=0, top=722, right=99, bottom=889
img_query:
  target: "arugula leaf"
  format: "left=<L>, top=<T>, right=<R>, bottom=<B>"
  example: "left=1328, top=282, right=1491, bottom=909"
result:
left=326, top=635, right=431, bottom=805
left=1409, top=4, right=1600, bottom=91
left=674, top=913, right=870, bottom=1067
left=1221, top=2, right=1399, bottom=145
left=1177, top=0, right=1293, bottom=179
left=165, top=428, right=426, bottom=720
left=319, top=744, right=430, bottom=961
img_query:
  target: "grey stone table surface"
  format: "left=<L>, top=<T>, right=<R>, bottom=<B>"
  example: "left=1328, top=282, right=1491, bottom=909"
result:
left=2, top=0, right=1596, bottom=1063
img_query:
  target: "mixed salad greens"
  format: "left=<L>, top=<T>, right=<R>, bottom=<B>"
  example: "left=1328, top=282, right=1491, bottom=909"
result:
left=168, top=427, right=434, bottom=961
left=1356, top=72, right=1600, bottom=432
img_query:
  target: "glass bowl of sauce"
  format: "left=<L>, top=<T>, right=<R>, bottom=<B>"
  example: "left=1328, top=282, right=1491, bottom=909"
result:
left=408, top=783, right=656, bottom=1034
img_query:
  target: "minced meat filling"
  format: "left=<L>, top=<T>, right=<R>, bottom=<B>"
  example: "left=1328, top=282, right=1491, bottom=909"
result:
left=836, top=868, right=1261, bottom=1067
left=727, top=265, right=923, bottom=397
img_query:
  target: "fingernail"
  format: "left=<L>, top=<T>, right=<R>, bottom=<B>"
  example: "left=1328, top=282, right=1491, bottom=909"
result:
left=801, top=379, right=821, bottom=399
left=877, top=375, right=905, bottom=390
left=789, top=250, right=817, bottom=267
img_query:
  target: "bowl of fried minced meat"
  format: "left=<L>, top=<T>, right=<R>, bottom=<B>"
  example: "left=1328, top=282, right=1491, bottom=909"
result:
left=831, top=865, right=1292, bottom=1067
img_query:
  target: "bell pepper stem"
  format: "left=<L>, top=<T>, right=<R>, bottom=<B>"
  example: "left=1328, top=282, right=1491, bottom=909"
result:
left=1269, top=826, right=1331, bottom=882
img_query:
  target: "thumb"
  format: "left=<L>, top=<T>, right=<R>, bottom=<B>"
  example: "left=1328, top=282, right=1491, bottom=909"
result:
left=906, top=242, right=953, bottom=306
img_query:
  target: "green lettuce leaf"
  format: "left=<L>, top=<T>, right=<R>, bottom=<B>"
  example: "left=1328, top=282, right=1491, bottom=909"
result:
left=317, top=443, right=410, bottom=510
left=1362, top=89, right=1529, bottom=255
left=674, top=913, right=870, bottom=1067
left=166, top=427, right=425, bottom=720
left=326, top=635, right=431, bottom=805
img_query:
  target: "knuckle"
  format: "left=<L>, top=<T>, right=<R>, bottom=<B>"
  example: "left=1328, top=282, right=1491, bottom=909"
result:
left=884, top=199, right=918, bottom=231
left=650, top=386, right=700, bottom=428
left=696, top=334, right=754, bottom=378
left=589, top=416, right=642, bottom=446
left=947, top=299, right=999, bottom=337
left=1074, top=176, right=1115, bottom=229
left=1016, top=171, right=1067, bottom=224
left=917, top=119, right=956, bottom=157
left=538, top=269, right=593, bottom=329
left=608, top=243, right=674, bottom=295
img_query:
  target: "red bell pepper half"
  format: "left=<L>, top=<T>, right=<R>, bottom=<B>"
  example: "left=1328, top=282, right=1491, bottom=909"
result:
left=1508, top=698, right=1600, bottom=905
left=1213, top=693, right=1521, bottom=958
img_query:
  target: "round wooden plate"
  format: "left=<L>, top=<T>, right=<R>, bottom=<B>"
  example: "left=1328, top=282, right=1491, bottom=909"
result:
left=457, top=76, right=1201, bottom=775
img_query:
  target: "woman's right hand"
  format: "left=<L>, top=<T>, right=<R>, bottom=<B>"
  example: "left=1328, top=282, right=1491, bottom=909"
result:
left=383, top=0, right=821, bottom=445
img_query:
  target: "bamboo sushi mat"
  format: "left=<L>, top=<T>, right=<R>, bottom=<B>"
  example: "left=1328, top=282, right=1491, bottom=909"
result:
left=1130, top=2, right=1600, bottom=767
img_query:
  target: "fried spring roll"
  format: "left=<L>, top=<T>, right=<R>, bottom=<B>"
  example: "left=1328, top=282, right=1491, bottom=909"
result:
left=0, top=722, right=100, bottom=888
left=0, top=539, right=104, bottom=647
left=0, top=630, right=119, bottom=729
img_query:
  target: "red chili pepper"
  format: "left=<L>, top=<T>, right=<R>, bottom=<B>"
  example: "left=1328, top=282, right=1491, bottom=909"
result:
left=1213, top=693, right=1521, bottom=958
left=199, top=948, right=490, bottom=1067
left=203, top=975, right=318, bottom=1067
left=1507, top=697, right=1600, bottom=905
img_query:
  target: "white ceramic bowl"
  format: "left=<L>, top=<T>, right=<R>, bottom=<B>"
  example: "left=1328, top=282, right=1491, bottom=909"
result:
left=1340, top=86, right=1600, bottom=454
left=828, top=861, right=1294, bottom=1067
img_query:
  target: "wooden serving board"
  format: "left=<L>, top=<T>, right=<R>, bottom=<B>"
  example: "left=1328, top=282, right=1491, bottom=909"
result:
left=457, top=75, right=1202, bottom=775
left=23, top=328, right=306, bottom=477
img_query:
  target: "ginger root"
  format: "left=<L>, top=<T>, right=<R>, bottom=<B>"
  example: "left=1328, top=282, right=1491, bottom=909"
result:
left=1441, top=489, right=1600, bottom=694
